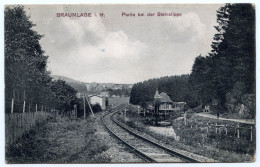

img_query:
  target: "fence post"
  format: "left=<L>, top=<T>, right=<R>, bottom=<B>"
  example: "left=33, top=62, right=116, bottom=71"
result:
left=225, top=124, right=228, bottom=135
left=202, top=134, right=205, bottom=147
left=237, top=124, right=240, bottom=139
left=23, top=90, right=26, bottom=113
left=23, top=101, right=26, bottom=113
left=184, top=111, right=187, bottom=126
left=124, top=108, right=126, bottom=121
left=206, top=123, right=209, bottom=133
left=36, top=103, right=37, bottom=112
left=250, top=126, right=253, bottom=142
left=11, top=98, right=14, bottom=114
left=215, top=123, right=218, bottom=134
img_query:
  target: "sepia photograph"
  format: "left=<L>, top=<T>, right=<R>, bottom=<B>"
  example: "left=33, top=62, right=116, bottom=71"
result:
left=3, top=2, right=256, bottom=164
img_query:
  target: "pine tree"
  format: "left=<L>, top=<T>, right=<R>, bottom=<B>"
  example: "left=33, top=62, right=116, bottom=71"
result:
left=5, top=6, right=79, bottom=113
left=211, top=4, right=255, bottom=106
left=5, top=6, right=50, bottom=112
left=189, top=4, right=255, bottom=114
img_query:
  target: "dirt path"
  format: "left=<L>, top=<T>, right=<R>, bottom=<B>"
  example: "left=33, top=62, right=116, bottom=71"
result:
left=196, top=113, right=255, bottom=124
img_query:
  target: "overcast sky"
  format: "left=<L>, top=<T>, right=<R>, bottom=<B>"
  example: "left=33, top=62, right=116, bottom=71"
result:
left=24, top=4, right=223, bottom=84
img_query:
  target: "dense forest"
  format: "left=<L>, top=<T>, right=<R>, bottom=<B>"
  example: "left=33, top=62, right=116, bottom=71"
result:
left=130, top=75, right=196, bottom=106
left=130, top=4, right=255, bottom=118
left=5, top=6, right=80, bottom=114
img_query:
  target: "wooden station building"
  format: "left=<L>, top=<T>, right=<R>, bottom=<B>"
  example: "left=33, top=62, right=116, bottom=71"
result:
left=153, top=89, right=186, bottom=115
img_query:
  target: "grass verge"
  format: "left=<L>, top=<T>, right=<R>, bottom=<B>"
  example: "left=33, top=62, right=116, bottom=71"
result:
left=6, top=114, right=111, bottom=163
left=117, top=106, right=255, bottom=162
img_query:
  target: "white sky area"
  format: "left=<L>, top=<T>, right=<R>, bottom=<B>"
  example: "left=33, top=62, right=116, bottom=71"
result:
left=24, top=4, right=224, bottom=84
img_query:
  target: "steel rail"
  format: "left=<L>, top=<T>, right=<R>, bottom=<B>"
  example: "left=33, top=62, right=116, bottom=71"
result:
left=102, top=106, right=156, bottom=162
left=102, top=105, right=201, bottom=163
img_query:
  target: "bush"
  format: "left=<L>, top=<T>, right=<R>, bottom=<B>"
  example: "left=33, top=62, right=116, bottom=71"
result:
left=143, top=118, right=155, bottom=125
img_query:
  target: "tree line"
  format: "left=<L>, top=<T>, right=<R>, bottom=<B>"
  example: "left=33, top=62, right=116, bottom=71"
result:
left=130, top=4, right=255, bottom=118
left=130, top=75, right=195, bottom=107
left=5, top=6, right=82, bottom=115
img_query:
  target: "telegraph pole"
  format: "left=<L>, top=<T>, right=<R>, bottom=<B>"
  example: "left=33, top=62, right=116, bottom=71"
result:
left=85, top=95, right=94, bottom=117
left=83, top=94, right=86, bottom=119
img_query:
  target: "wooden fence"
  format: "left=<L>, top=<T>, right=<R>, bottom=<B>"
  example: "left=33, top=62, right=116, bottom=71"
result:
left=5, top=111, right=49, bottom=147
left=183, top=118, right=255, bottom=142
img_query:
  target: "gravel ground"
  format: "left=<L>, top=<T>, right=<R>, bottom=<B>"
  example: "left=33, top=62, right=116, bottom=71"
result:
left=72, top=112, right=144, bottom=163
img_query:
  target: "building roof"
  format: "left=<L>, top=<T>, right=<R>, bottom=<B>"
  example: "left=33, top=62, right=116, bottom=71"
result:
left=154, top=89, right=161, bottom=99
left=88, top=94, right=104, bottom=98
left=172, top=101, right=186, bottom=105
left=159, top=92, right=173, bottom=103
left=154, top=89, right=173, bottom=103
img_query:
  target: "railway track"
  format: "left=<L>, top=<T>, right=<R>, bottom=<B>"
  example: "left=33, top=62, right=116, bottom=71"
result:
left=102, top=105, right=200, bottom=163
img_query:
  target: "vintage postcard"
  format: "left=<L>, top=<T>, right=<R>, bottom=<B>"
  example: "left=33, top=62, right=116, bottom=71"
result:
left=4, top=3, right=256, bottom=164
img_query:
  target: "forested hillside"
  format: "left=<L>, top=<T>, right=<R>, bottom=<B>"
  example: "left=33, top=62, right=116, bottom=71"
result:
left=52, top=75, right=88, bottom=95
left=130, top=75, right=198, bottom=107
left=130, top=4, right=255, bottom=118
left=189, top=4, right=255, bottom=118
